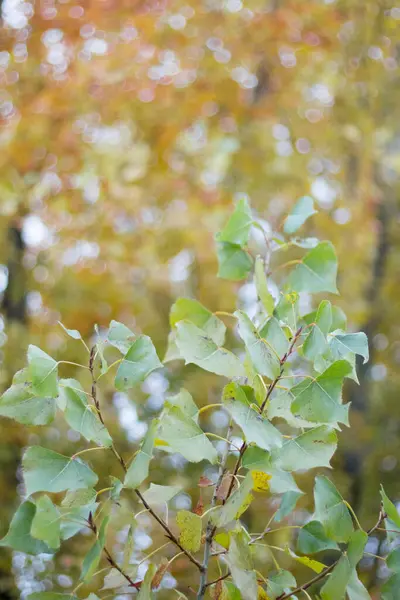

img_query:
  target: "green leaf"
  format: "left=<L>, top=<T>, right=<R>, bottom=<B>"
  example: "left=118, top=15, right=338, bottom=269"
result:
left=255, top=256, right=275, bottom=315
left=158, top=405, right=218, bottom=464
left=303, top=325, right=327, bottom=362
left=22, top=446, right=98, bottom=495
left=124, top=419, right=159, bottom=489
left=28, top=345, right=58, bottom=397
left=166, top=388, right=199, bottom=421
left=58, top=321, right=82, bottom=340
left=321, top=530, right=367, bottom=600
left=0, top=501, right=53, bottom=554
left=290, top=360, right=352, bottom=427
left=380, top=486, right=400, bottom=528
left=176, top=510, right=202, bottom=552
left=267, top=389, right=315, bottom=429
left=218, top=198, right=253, bottom=246
left=60, top=381, right=112, bottom=447
left=163, top=331, right=181, bottom=363
left=225, top=528, right=258, bottom=600
left=82, top=516, right=109, bottom=581
left=266, top=570, right=296, bottom=599
left=216, top=241, right=253, bottom=281
left=242, top=446, right=301, bottom=495
left=223, top=382, right=282, bottom=450
left=212, top=473, right=254, bottom=527
left=175, top=321, right=245, bottom=378
left=60, top=488, right=98, bottom=540
left=244, top=356, right=267, bottom=406
left=274, top=491, right=303, bottom=522
left=235, top=311, right=280, bottom=379
left=331, top=305, right=347, bottom=331
left=108, top=320, right=136, bottom=354
left=315, top=300, right=333, bottom=335
left=0, top=383, right=56, bottom=425
left=313, top=475, right=353, bottom=543
left=286, top=241, right=338, bottom=294
left=382, top=574, right=400, bottom=600
left=274, top=292, right=299, bottom=331
left=123, top=524, right=135, bottom=570
left=94, top=325, right=108, bottom=375
left=284, top=196, right=317, bottom=234
left=170, top=297, right=226, bottom=346
left=143, top=484, right=181, bottom=505
left=259, top=317, right=289, bottom=358
left=137, top=564, right=157, bottom=600
left=223, top=582, right=242, bottom=599
left=329, top=332, right=369, bottom=364
left=115, top=335, right=163, bottom=391
left=387, top=547, right=400, bottom=572
left=297, top=520, right=339, bottom=554
left=285, top=547, right=326, bottom=573
left=31, top=495, right=60, bottom=549
left=346, top=570, right=371, bottom=600
left=271, top=426, right=337, bottom=472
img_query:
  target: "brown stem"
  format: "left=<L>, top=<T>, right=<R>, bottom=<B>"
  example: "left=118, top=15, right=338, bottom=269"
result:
left=259, top=326, right=303, bottom=414
left=205, top=571, right=231, bottom=588
left=89, top=345, right=203, bottom=573
left=88, top=513, right=140, bottom=589
left=223, top=440, right=247, bottom=504
left=197, top=425, right=233, bottom=599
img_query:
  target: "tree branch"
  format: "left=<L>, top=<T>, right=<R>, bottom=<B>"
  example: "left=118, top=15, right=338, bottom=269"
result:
left=89, top=345, right=203, bottom=573
left=197, top=424, right=233, bottom=599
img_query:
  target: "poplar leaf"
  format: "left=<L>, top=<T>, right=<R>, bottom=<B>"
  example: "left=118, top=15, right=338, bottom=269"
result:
left=283, top=196, right=317, bottom=234
left=59, top=381, right=112, bottom=447
left=223, top=382, right=282, bottom=451
left=124, top=419, right=159, bottom=489
left=271, top=426, right=337, bottom=472
left=108, top=320, right=136, bottom=354
left=218, top=198, right=253, bottom=246
left=0, top=383, right=56, bottom=426
left=176, top=510, right=202, bottom=552
left=290, top=360, right=352, bottom=427
left=216, top=241, right=253, bottom=281
left=235, top=311, right=280, bottom=379
left=115, top=336, right=162, bottom=391
left=212, top=473, right=254, bottom=527
left=286, top=241, right=338, bottom=294
left=0, top=501, right=53, bottom=555
left=31, top=495, right=60, bottom=549
left=255, top=256, right=275, bottom=315
left=176, top=321, right=245, bottom=378
left=313, top=475, right=353, bottom=543
left=28, top=345, right=58, bottom=397
left=225, top=528, right=258, bottom=600
left=170, top=298, right=226, bottom=346
left=22, top=446, right=98, bottom=495
left=297, top=520, right=339, bottom=554
left=143, top=484, right=181, bottom=505
left=157, top=405, right=218, bottom=464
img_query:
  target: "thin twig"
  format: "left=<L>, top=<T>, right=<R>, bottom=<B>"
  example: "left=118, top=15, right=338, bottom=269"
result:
left=197, top=424, right=233, bottom=599
left=89, top=345, right=203, bottom=573
left=205, top=571, right=231, bottom=588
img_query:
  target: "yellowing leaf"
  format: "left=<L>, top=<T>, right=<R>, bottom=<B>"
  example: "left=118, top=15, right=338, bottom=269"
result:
left=176, top=510, right=202, bottom=552
left=257, top=587, right=271, bottom=599
left=251, top=471, right=271, bottom=493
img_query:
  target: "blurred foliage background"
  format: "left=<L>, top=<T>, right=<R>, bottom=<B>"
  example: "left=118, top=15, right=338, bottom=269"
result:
left=0, top=0, right=399, bottom=598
